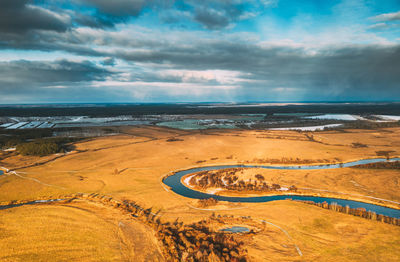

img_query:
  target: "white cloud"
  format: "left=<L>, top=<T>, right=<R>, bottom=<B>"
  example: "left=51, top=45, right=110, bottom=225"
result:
left=367, top=23, right=391, bottom=30
left=372, top=11, right=400, bottom=22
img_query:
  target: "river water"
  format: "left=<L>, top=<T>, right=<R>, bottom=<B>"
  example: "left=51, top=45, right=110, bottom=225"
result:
left=163, top=158, right=400, bottom=218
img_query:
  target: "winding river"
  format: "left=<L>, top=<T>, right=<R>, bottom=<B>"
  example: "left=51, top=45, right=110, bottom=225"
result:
left=163, top=158, right=400, bottom=218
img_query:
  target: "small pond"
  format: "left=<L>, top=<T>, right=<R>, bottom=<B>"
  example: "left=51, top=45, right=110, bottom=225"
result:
left=220, top=226, right=250, bottom=233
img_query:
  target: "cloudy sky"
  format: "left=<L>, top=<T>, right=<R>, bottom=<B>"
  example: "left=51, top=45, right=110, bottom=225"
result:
left=1, top=0, right=399, bottom=103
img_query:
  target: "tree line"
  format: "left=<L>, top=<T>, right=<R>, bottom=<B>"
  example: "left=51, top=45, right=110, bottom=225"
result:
left=74, top=193, right=248, bottom=262
left=296, top=200, right=400, bottom=226
left=16, top=137, right=77, bottom=156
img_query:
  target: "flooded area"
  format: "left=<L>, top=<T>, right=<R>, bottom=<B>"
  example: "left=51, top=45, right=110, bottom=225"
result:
left=0, top=105, right=399, bottom=132
left=304, top=114, right=359, bottom=121
left=157, top=119, right=236, bottom=130
left=375, top=115, right=400, bottom=121
left=156, top=115, right=265, bottom=130
left=0, top=116, right=152, bottom=129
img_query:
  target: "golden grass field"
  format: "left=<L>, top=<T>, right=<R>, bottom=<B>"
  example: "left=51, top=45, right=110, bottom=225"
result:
left=0, top=200, right=163, bottom=262
left=1, top=126, right=400, bottom=261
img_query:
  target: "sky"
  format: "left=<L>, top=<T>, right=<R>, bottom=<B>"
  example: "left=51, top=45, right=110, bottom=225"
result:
left=0, top=0, right=399, bottom=104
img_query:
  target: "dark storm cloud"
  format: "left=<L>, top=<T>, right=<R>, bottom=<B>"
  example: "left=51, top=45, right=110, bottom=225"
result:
left=0, top=59, right=117, bottom=102
left=73, top=13, right=115, bottom=28
left=0, top=0, right=69, bottom=33
left=83, top=0, right=145, bottom=17
left=129, top=71, right=184, bottom=83
left=75, top=0, right=182, bottom=28
left=0, top=0, right=399, bottom=102
left=156, top=0, right=270, bottom=29
left=2, top=30, right=400, bottom=101
left=0, top=59, right=111, bottom=88
left=79, top=0, right=252, bottom=30
left=75, top=0, right=148, bottom=28
left=0, top=29, right=104, bottom=57
left=2, top=21, right=399, bottom=99
left=101, top=57, right=116, bottom=66
left=191, top=1, right=248, bottom=29
left=187, top=0, right=270, bottom=29
left=194, top=8, right=231, bottom=29
left=112, top=42, right=400, bottom=98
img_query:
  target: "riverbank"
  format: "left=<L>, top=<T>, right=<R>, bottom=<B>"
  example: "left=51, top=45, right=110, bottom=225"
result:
left=160, top=158, right=400, bottom=218
left=180, top=172, right=400, bottom=210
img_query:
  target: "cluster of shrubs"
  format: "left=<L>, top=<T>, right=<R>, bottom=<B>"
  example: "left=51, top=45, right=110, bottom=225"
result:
left=198, top=198, right=219, bottom=208
left=190, top=169, right=297, bottom=193
left=0, top=129, right=52, bottom=149
left=16, top=141, right=62, bottom=156
left=16, top=137, right=76, bottom=156
left=376, top=150, right=396, bottom=160
left=157, top=220, right=247, bottom=261
left=75, top=193, right=248, bottom=262
left=351, top=142, right=368, bottom=148
left=0, top=127, right=83, bottom=156
left=224, top=180, right=297, bottom=193
left=343, top=120, right=400, bottom=130
left=244, top=157, right=331, bottom=164
left=353, top=161, right=400, bottom=169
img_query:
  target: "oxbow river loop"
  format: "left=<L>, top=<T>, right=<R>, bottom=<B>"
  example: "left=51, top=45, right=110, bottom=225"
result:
left=163, top=158, right=400, bottom=218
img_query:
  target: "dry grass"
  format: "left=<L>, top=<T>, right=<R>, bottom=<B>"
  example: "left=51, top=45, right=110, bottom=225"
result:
left=0, top=126, right=400, bottom=261
left=244, top=200, right=400, bottom=262
left=0, top=200, right=163, bottom=262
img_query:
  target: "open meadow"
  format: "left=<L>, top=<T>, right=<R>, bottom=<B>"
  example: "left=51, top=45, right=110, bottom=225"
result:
left=1, top=126, right=400, bottom=261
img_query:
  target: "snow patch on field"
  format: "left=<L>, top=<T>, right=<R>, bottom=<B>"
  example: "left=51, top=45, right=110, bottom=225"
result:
left=208, top=188, right=223, bottom=194
left=304, top=114, right=358, bottom=121
left=183, top=174, right=196, bottom=187
left=375, top=115, right=400, bottom=121
left=269, top=124, right=343, bottom=131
